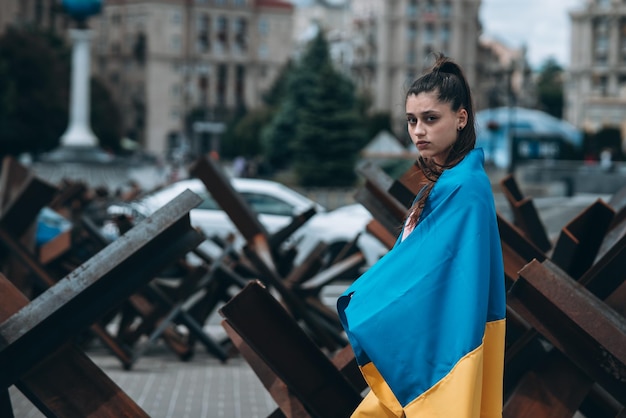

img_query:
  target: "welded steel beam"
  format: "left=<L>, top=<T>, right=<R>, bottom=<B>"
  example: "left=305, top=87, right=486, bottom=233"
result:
left=508, top=259, right=626, bottom=405
left=0, top=189, right=204, bottom=387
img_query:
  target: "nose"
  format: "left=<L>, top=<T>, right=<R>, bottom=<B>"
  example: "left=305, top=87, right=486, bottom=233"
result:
left=412, top=119, right=425, bottom=137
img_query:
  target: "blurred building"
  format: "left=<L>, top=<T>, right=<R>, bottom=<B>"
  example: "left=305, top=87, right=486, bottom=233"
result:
left=476, top=37, right=535, bottom=111
left=295, top=0, right=482, bottom=131
left=90, top=0, right=295, bottom=158
left=566, top=0, right=626, bottom=143
left=2, top=0, right=534, bottom=159
left=0, top=0, right=69, bottom=35
left=291, top=1, right=531, bottom=134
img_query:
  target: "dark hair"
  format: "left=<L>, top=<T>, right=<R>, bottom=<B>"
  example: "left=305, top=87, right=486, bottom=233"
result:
left=404, top=53, right=476, bottom=229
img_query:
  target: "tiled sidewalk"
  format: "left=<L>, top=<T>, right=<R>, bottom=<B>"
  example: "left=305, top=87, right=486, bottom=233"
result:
left=9, top=344, right=277, bottom=418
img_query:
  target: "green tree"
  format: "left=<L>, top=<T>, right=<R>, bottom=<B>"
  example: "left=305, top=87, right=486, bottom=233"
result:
left=260, top=100, right=297, bottom=171
left=364, top=111, right=393, bottom=140
left=0, top=28, right=69, bottom=155
left=217, top=60, right=296, bottom=165
left=536, top=58, right=564, bottom=119
left=293, top=63, right=367, bottom=186
left=262, top=59, right=295, bottom=108
left=594, top=126, right=623, bottom=160
left=91, top=77, right=123, bottom=153
left=264, top=31, right=367, bottom=186
left=221, top=107, right=273, bottom=159
left=0, top=27, right=122, bottom=157
left=260, top=57, right=315, bottom=172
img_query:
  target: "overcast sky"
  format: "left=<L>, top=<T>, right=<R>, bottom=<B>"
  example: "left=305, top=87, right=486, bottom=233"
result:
left=479, top=0, right=586, bottom=70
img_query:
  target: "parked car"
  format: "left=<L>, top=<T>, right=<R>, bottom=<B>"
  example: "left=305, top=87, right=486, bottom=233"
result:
left=101, top=177, right=388, bottom=275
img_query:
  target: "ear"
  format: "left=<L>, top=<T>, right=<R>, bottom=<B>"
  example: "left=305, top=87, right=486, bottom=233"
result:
left=457, top=108, right=468, bottom=130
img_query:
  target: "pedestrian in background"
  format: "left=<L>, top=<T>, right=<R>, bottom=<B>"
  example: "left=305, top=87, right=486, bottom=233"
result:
left=338, top=53, right=506, bottom=417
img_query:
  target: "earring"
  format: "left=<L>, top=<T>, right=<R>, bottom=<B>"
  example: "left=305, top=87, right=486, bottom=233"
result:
left=458, top=126, right=463, bottom=131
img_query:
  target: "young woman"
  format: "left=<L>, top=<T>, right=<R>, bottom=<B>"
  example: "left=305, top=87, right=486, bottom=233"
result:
left=337, top=54, right=506, bottom=417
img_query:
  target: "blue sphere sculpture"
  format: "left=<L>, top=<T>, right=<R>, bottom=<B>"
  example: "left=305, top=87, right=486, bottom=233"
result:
left=62, top=0, right=102, bottom=21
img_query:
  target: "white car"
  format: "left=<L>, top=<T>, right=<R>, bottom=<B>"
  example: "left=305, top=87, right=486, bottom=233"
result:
left=102, top=177, right=387, bottom=275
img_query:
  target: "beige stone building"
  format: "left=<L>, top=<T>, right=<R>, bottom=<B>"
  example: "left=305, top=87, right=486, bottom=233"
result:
left=1, top=0, right=295, bottom=157
left=476, top=37, right=535, bottom=111
left=0, top=0, right=69, bottom=34
left=3, top=0, right=529, bottom=157
left=293, top=0, right=484, bottom=134
left=91, top=0, right=295, bottom=157
left=566, top=0, right=626, bottom=139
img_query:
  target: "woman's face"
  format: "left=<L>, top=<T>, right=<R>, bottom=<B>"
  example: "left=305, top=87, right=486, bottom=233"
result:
left=406, top=91, right=467, bottom=165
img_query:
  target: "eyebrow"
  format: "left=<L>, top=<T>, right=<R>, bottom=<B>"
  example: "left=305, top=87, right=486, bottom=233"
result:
left=406, top=110, right=441, bottom=116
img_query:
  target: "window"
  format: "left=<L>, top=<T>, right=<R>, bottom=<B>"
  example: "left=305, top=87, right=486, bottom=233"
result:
left=425, top=0, right=435, bottom=14
left=198, top=75, right=209, bottom=104
left=407, top=0, right=418, bottom=16
left=440, top=1, right=451, bottom=18
left=195, top=191, right=294, bottom=215
left=407, top=22, right=417, bottom=40
left=242, top=193, right=294, bottom=216
left=171, top=34, right=181, bottom=52
left=197, top=13, right=210, bottom=53
left=424, top=24, right=434, bottom=43
left=593, top=74, right=608, bottom=96
left=217, top=64, right=228, bottom=106
left=594, top=17, right=609, bottom=64
left=407, top=50, right=417, bottom=65
left=441, top=24, right=450, bottom=43
left=620, top=18, right=626, bottom=62
left=618, top=75, right=626, bottom=97
left=196, top=192, right=220, bottom=210
left=258, top=18, right=269, bottom=35
left=235, top=65, right=245, bottom=106
left=217, top=16, right=229, bottom=50
left=234, top=17, right=248, bottom=51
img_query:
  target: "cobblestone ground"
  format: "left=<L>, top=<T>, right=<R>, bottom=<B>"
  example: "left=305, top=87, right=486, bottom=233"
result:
left=9, top=344, right=278, bottom=418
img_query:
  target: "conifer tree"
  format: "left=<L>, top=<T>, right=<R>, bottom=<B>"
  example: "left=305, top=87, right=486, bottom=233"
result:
left=263, top=30, right=367, bottom=185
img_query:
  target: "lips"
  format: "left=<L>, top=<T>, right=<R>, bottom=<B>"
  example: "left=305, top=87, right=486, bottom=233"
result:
left=416, top=141, right=429, bottom=150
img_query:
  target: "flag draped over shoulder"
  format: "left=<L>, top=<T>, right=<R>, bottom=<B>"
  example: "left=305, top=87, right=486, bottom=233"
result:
left=337, top=148, right=506, bottom=418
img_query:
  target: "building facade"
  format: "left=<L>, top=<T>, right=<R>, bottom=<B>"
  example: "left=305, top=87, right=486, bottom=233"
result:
left=476, top=37, right=535, bottom=111
left=294, top=0, right=484, bottom=134
left=91, top=0, right=295, bottom=157
left=2, top=0, right=531, bottom=157
left=566, top=0, right=626, bottom=140
left=0, top=0, right=69, bottom=35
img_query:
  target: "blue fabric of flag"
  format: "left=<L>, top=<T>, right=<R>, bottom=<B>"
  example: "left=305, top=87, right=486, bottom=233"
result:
left=337, top=148, right=506, bottom=408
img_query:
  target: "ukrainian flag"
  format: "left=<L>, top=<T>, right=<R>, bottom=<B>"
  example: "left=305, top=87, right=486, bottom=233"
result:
left=338, top=149, right=506, bottom=417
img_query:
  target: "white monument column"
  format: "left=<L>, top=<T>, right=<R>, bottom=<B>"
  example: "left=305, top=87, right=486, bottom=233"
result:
left=60, top=29, right=99, bottom=147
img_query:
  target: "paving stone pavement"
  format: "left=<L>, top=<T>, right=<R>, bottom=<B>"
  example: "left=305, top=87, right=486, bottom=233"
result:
left=8, top=283, right=349, bottom=418
left=8, top=343, right=279, bottom=418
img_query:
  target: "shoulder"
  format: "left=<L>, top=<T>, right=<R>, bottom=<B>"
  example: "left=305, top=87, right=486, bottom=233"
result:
left=441, top=149, right=490, bottom=192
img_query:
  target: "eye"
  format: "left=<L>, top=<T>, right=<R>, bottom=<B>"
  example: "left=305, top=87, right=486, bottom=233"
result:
left=407, top=116, right=417, bottom=125
left=426, top=115, right=438, bottom=122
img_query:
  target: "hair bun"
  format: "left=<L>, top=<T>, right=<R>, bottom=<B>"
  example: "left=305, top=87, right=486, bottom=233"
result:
left=432, top=53, right=461, bottom=77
